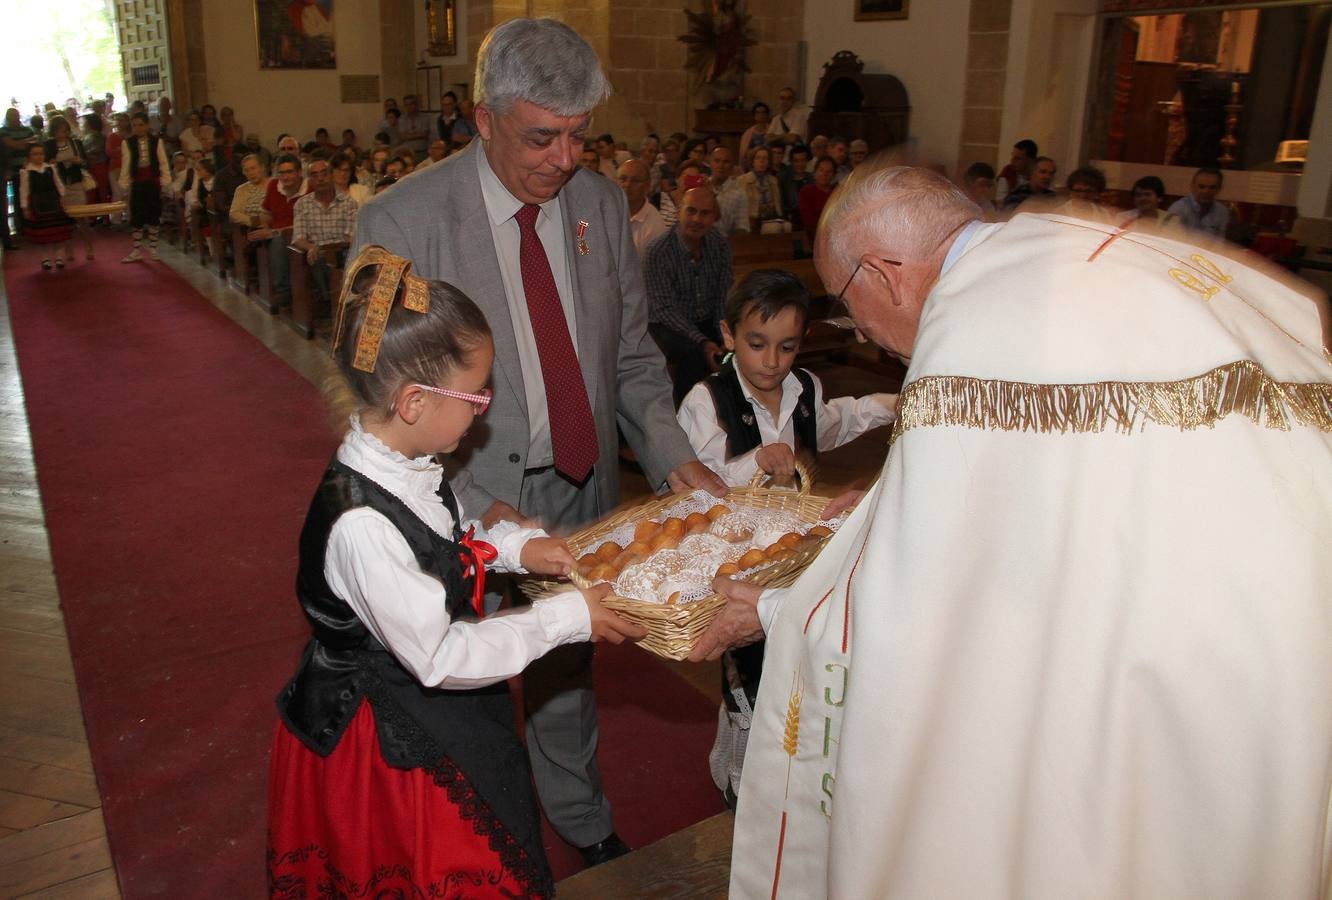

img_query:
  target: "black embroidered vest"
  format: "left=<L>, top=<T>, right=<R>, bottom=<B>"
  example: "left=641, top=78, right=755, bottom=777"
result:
left=127, top=135, right=161, bottom=177
left=275, top=459, right=551, bottom=895
left=704, top=360, right=820, bottom=460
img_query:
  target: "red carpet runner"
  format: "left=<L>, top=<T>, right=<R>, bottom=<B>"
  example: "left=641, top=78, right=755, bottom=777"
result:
left=4, top=234, right=722, bottom=896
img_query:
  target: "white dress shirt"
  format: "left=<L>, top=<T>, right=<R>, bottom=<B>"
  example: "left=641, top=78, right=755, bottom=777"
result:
left=476, top=147, right=579, bottom=469
left=324, top=417, right=591, bottom=690
left=628, top=199, right=667, bottom=257
left=766, top=105, right=810, bottom=142
left=677, top=366, right=895, bottom=486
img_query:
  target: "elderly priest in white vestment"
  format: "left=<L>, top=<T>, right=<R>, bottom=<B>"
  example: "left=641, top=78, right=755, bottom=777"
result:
left=691, top=165, right=1332, bottom=899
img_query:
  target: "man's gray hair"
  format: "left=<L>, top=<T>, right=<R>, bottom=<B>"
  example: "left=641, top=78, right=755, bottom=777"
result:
left=821, top=163, right=979, bottom=280
left=475, top=18, right=612, bottom=117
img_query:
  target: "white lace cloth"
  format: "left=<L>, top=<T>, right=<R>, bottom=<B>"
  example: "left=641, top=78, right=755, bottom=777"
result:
left=593, top=490, right=843, bottom=604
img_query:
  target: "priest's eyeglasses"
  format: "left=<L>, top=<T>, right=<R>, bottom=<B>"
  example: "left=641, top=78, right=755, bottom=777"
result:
left=827, top=257, right=903, bottom=328
left=414, top=384, right=493, bottom=414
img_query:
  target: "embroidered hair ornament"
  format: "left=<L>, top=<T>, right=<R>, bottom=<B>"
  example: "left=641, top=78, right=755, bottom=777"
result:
left=331, top=245, right=432, bottom=373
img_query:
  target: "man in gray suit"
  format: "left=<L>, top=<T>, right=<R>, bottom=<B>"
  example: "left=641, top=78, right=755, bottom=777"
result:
left=351, top=17, right=726, bottom=867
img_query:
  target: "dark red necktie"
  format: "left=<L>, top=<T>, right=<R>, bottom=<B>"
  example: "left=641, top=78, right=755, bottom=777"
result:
left=513, top=204, right=599, bottom=482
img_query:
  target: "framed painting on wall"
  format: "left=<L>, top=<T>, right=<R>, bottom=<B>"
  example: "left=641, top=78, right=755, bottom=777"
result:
left=855, top=0, right=909, bottom=21
left=255, top=0, right=336, bottom=69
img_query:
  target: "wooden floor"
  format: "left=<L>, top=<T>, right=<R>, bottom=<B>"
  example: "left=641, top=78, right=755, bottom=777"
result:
left=0, top=234, right=898, bottom=898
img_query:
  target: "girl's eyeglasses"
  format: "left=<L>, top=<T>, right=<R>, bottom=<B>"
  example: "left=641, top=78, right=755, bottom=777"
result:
left=414, top=384, right=492, bottom=414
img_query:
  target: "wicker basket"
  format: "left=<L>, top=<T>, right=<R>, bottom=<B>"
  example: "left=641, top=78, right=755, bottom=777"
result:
left=560, top=462, right=836, bottom=660
left=63, top=201, right=127, bottom=219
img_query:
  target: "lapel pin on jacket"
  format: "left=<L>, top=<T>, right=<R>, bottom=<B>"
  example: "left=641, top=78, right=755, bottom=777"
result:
left=576, top=219, right=590, bottom=256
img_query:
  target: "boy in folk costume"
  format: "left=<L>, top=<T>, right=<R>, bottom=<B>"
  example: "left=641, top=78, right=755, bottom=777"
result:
left=118, top=112, right=171, bottom=262
left=676, top=268, right=895, bottom=806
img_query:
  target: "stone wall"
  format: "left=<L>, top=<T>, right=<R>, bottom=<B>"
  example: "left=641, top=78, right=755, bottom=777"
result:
left=423, top=0, right=806, bottom=146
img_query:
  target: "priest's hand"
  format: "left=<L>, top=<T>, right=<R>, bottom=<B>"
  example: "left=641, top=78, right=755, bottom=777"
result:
left=581, top=583, right=649, bottom=644
left=667, top=460, right=728, bottom=498
left=479, top=499, right=539, bottom=529
left=821, top=489, right=864, bottom=519
left=689, top=577, right=765, bottom=662
left=521, top=536, right=574, bottom=578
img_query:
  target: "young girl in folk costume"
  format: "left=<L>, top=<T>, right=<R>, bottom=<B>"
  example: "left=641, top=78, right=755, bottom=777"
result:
left=267, top=247, right=643, bottom=898
left=19, top=143, right=74, bottom=270
left=118, top=112, right=170, bottom=262
left=676, top=268, right=896, bottom=807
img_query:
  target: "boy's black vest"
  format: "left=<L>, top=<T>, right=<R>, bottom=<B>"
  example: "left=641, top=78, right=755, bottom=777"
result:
left=127, top=135, right=161, bottom=178
left=704, top=361, right=819, bottom=711
left=704, top=359, right=819, bottom=462
left=275, top=459, right=550, bottom=895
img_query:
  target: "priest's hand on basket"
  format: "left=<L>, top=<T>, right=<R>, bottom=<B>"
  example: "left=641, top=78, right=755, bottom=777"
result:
left=666, top=460, right=728, bottom=498
left=581, top=584, right=649, bottom=644
left=688, top=577, right=765, bottom=662
left=521, top=536, right=574, bottom=577
left=480, top=499, right=540, bottom=529
left=821, top=489, right=865, bottom=519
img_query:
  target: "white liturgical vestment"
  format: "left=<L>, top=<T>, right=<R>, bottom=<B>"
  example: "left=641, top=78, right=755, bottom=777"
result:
left=730, top=213, right=1332, bottom=899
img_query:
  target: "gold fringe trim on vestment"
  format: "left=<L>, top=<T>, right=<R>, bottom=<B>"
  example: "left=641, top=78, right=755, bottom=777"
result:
left=892, top=359, right=1332, bottom=441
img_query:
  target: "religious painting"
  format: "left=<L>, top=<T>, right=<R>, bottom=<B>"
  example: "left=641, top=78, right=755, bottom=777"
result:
left=255, top=0, right=336, bottom=70
left=425, top=0, right=457, bottom=57
left=854, top=0, right=908, bottom=21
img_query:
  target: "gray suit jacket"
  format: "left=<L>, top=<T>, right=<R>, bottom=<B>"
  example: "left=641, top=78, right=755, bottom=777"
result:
left=350, top=142, right=696, bottom=520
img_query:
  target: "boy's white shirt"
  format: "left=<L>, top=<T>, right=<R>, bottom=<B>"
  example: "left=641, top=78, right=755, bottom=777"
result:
left=323, top=416, right=591, bottom=691
left=677, top=365, right=895, bottom=486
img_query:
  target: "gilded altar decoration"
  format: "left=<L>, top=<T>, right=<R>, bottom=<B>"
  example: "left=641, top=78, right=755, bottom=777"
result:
left=425, top=0, right=456, bottom=57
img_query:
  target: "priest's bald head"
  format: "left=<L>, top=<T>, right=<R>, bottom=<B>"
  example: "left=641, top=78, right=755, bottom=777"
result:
left=815, top=164, right=979, bottom=363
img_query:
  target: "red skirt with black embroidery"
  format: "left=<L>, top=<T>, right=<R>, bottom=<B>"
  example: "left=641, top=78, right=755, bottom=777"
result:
left=267, top=700, right=542, bottom=899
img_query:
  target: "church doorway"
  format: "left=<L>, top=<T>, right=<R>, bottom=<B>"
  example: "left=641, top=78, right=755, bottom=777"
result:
left=1, top=0, right=126, bottom=120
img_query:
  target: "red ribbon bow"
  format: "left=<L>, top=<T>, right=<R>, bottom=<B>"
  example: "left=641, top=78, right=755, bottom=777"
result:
left=458, top=526, right=498, bottom=619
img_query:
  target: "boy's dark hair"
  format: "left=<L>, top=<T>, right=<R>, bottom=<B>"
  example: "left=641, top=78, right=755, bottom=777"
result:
left=1014, top=138, right=1038, bottom=158
left=1066, top=165, right=1106, bottom=193
left=130, top=111, right=149, bottom=124
left=1194, top=166, right=1223, bottom=187
left=964, top=161, right=995, bottom=182
left=726, top=268, right=810, bottom=331
left=597, top=133, right=614, bottom=145
left=273, top=152, right=300, bottom=171
left=1132, top=175, right=1166, bottom=196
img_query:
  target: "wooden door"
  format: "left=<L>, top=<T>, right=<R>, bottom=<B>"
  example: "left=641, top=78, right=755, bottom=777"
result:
left=116, top=0, right=173, bottom=107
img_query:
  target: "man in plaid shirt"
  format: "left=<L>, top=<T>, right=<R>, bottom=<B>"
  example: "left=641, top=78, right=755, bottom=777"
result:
left=292, top=157, right=358, bottom=307
left=643, top=185, right=733, bottom=405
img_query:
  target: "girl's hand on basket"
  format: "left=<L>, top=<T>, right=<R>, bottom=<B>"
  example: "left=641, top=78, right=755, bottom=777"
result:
left=689, top=577, right=765, bottom=662
left=521, top=537, right=574, bottom=577
left=755, top=443, right=796, bottom=478
left=582, top=584, right=649, bottom=644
